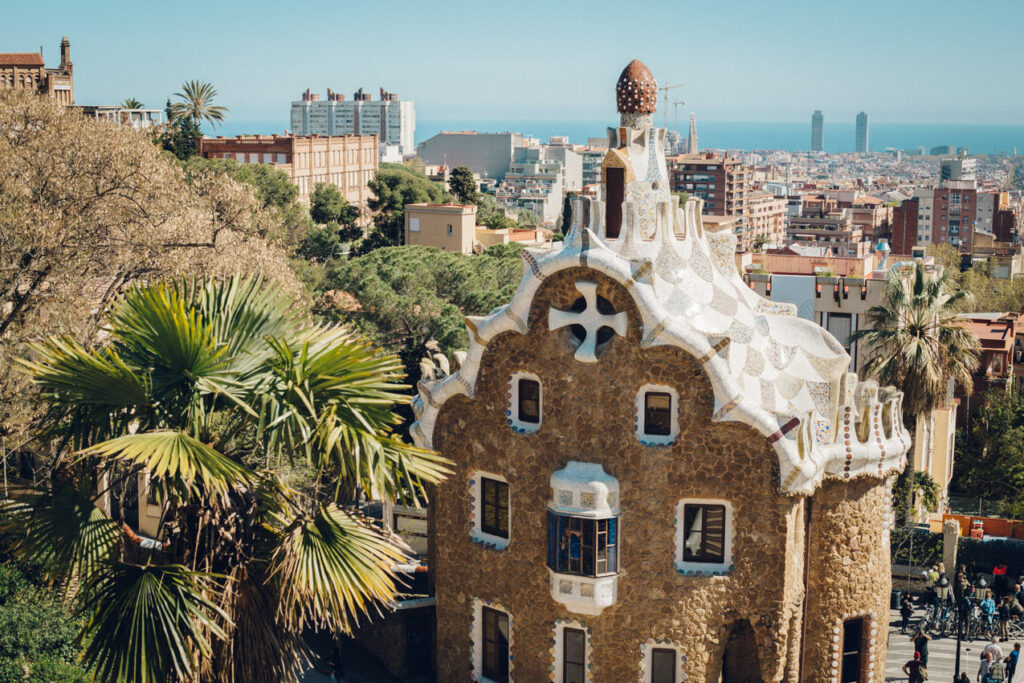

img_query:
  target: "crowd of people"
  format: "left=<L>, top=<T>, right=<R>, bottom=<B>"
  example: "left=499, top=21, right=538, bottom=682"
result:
left=900, top=562, right=1024, bottom=682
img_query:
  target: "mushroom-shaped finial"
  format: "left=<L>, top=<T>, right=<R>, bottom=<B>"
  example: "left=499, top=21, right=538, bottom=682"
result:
left=616, top=59, right=657, bottom=115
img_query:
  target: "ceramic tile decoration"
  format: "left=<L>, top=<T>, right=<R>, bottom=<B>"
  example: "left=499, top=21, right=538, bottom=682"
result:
left=409, top=63, right=909, bottom=497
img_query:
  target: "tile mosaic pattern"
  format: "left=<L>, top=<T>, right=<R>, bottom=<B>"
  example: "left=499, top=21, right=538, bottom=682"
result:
left=410, top=111, right=910, bottom=496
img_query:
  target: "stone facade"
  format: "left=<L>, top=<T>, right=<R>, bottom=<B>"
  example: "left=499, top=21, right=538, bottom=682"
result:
left=0, top=37, right=74, bottom=105
left=414, top=61, right=909, bottom=683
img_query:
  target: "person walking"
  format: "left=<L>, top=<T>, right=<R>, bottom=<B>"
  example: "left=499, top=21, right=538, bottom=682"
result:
left=984, top=591, right=999, bottom=635
left=1008, top=642, right=1021, bottom=681
left=901, top=592, right=915, bottom=634
left=911, top=626, right=930, bottom=666
left=902, top=651, right=926, bottom=683
left=1001, top=596, right=1013, bottom=639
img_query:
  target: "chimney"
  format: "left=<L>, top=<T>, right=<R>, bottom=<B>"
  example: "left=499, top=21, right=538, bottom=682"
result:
left=59, top=36, right=71, bottom=72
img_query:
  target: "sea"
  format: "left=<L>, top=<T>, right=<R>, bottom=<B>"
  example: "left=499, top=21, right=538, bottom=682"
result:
left=213, top=118, right=1024, bottom=156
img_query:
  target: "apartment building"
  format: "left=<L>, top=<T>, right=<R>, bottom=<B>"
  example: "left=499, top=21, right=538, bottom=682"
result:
left=743, top=191, right=787, bottom=251
left=668, top=152, right=751, bottom=232
left=291, top=87, right=414, bottom=160
left=198, top=134, right=378, bottom=208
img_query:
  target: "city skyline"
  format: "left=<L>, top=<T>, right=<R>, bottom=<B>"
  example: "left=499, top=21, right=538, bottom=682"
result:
left=2, top=0, right=1023, bottom=126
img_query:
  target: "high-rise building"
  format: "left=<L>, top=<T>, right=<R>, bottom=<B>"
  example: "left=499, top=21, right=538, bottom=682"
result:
left=687, top=113, right=699, bottom=154
left=417, top=132, right=525, bottom=182
left=811, top=110, right=824, bottom=152
left=0, top=37, right=74, bottom=105
left=855, top=112, right=868, bottom=154
left=290, top=88, right=414, bottom=161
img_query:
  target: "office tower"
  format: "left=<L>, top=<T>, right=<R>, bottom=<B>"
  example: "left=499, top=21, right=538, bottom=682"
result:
left=811, top=110, right=824, bottom=152
left=855, top=112, right=868, bottom=154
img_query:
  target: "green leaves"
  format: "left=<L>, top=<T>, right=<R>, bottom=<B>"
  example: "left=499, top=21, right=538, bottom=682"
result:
left=1, top=484, right=120, bottom=590
left=80, top=564, right=228, bottom=683
left=15, top=273, right=450, bottom=681
left=79, top=431, right=255, bottom=501
left=852, top=261, right=979, bottom=418
left=270, top=505, right=406, bottom=633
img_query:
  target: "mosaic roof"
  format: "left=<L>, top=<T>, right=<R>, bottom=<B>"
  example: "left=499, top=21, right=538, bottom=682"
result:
left=411, top=64, right=910, bottom=496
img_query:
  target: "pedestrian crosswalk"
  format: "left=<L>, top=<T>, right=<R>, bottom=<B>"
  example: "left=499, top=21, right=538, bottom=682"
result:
left=884, top=607, right=1022, bottom=681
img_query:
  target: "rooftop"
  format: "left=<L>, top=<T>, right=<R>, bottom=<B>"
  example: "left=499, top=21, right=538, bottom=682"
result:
left=0, top=52, right=44, bottom=67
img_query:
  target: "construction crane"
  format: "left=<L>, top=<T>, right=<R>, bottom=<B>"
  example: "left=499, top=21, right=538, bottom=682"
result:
left=672, top=100, right=686, bottom=134
left=659, top=82, right=684, bottom=128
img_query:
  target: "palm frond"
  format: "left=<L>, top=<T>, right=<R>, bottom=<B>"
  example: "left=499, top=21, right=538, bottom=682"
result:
left=78, top=431, right=254, bottom=501
left=80, top=563, right=229, bottom=683
left=0, top=483, right=119, bottom=590
left=269, top=505, right=407, bottom=634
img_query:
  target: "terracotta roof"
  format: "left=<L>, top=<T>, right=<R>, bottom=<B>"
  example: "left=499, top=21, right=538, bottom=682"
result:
left=0, top=52, right=44, bottom=66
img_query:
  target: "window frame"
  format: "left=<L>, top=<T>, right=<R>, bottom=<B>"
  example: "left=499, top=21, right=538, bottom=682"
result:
left=481, top=606, right=510, bottom=683
left=643, top=391, right=673, bottom=436
left=650, top=647, right=676, bottom=683
left=840, top=616, right=871, bottom=683
left=674, top=499, right=734, bottom=575
left=507, top=372, right=542, bottom=433
left=547, top=511, right=617, bottom=578
left=517, top=377, right=541, bottom=425
left=470, top=471, right=511, bottom=549
left=562, top=627, right=586, bottom=683
left=635, top=384, right=679, bottom=445
left=480, top=477, right=510, bottom=539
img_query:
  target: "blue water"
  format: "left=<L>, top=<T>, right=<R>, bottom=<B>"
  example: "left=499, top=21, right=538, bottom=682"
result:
left=212, top=118, right=1024, bottom=155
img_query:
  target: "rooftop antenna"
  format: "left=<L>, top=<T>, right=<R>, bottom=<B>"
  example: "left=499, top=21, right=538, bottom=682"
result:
left=659, top=82, right=683, bottom=129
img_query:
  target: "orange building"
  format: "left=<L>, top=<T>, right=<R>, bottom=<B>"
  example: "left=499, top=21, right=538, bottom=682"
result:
left=198, top=134, right=377, bottom=210
left=0, top=37, right=74, bottom=105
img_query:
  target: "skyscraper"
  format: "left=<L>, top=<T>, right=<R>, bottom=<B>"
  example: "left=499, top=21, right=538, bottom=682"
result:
left=687, top=112, right=698, bottom=154
left=855, top=112, right=869, bottom=154
left=811, top=110, right=824, bottom=152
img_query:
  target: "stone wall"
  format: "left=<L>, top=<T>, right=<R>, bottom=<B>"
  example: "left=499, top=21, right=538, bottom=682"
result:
left=430, top=268, right=813, bottom=682
left=802, top=477, right=891, bottom=683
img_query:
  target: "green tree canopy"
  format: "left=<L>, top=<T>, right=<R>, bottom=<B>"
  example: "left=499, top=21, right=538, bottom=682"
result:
left=851, top=261, right=979, bottom=419
left=2, top=276, right=449, bottom=683
left=362, top=164, right=448, bottom=251
left=181, top=156, right=298, bottom=210
left=320, top=245, right=524, bottom=378
left=448, top=166, right=478, bottom=204
left=953, top=388, right=1024, bottom=511
left=120, top=98, right=144, bottom=109
left=309, top=182, right=360, bottom=233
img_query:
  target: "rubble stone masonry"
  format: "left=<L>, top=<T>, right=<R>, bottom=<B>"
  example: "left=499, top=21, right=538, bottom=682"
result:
left=428, top=268, right=889, bottom=681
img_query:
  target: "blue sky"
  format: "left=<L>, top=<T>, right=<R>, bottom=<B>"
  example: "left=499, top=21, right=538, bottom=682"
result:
left=4, top=0, right=1023, bottom=125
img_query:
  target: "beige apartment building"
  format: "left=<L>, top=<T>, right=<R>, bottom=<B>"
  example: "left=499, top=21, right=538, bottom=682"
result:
left=197, top=134, right=377, bottom=209
left=404, top=203, right=479, bottom=253
left=745, top=190, right=787, bottom=251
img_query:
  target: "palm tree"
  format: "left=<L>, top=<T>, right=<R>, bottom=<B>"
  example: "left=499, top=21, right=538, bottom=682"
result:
left=120, top=98, right=144, bottom=109
left=168, top=80, right=228, bottom=129
left=2, top=276, right=449, bottom=683
left=851, top=261, right=979, bottom=519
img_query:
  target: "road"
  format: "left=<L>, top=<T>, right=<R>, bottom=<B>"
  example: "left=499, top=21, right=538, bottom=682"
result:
left=884, top=607, right=1022, bottom=681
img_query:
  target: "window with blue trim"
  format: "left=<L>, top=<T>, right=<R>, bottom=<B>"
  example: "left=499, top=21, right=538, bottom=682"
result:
left=546, top=512, right=617, bottom=577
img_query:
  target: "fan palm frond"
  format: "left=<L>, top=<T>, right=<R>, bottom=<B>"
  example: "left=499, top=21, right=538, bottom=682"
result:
left=270, top=505, right=407, bottom=634
left=80, top=563, right=229, bottom=683
left=78, top=431, right=254, bottom=502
